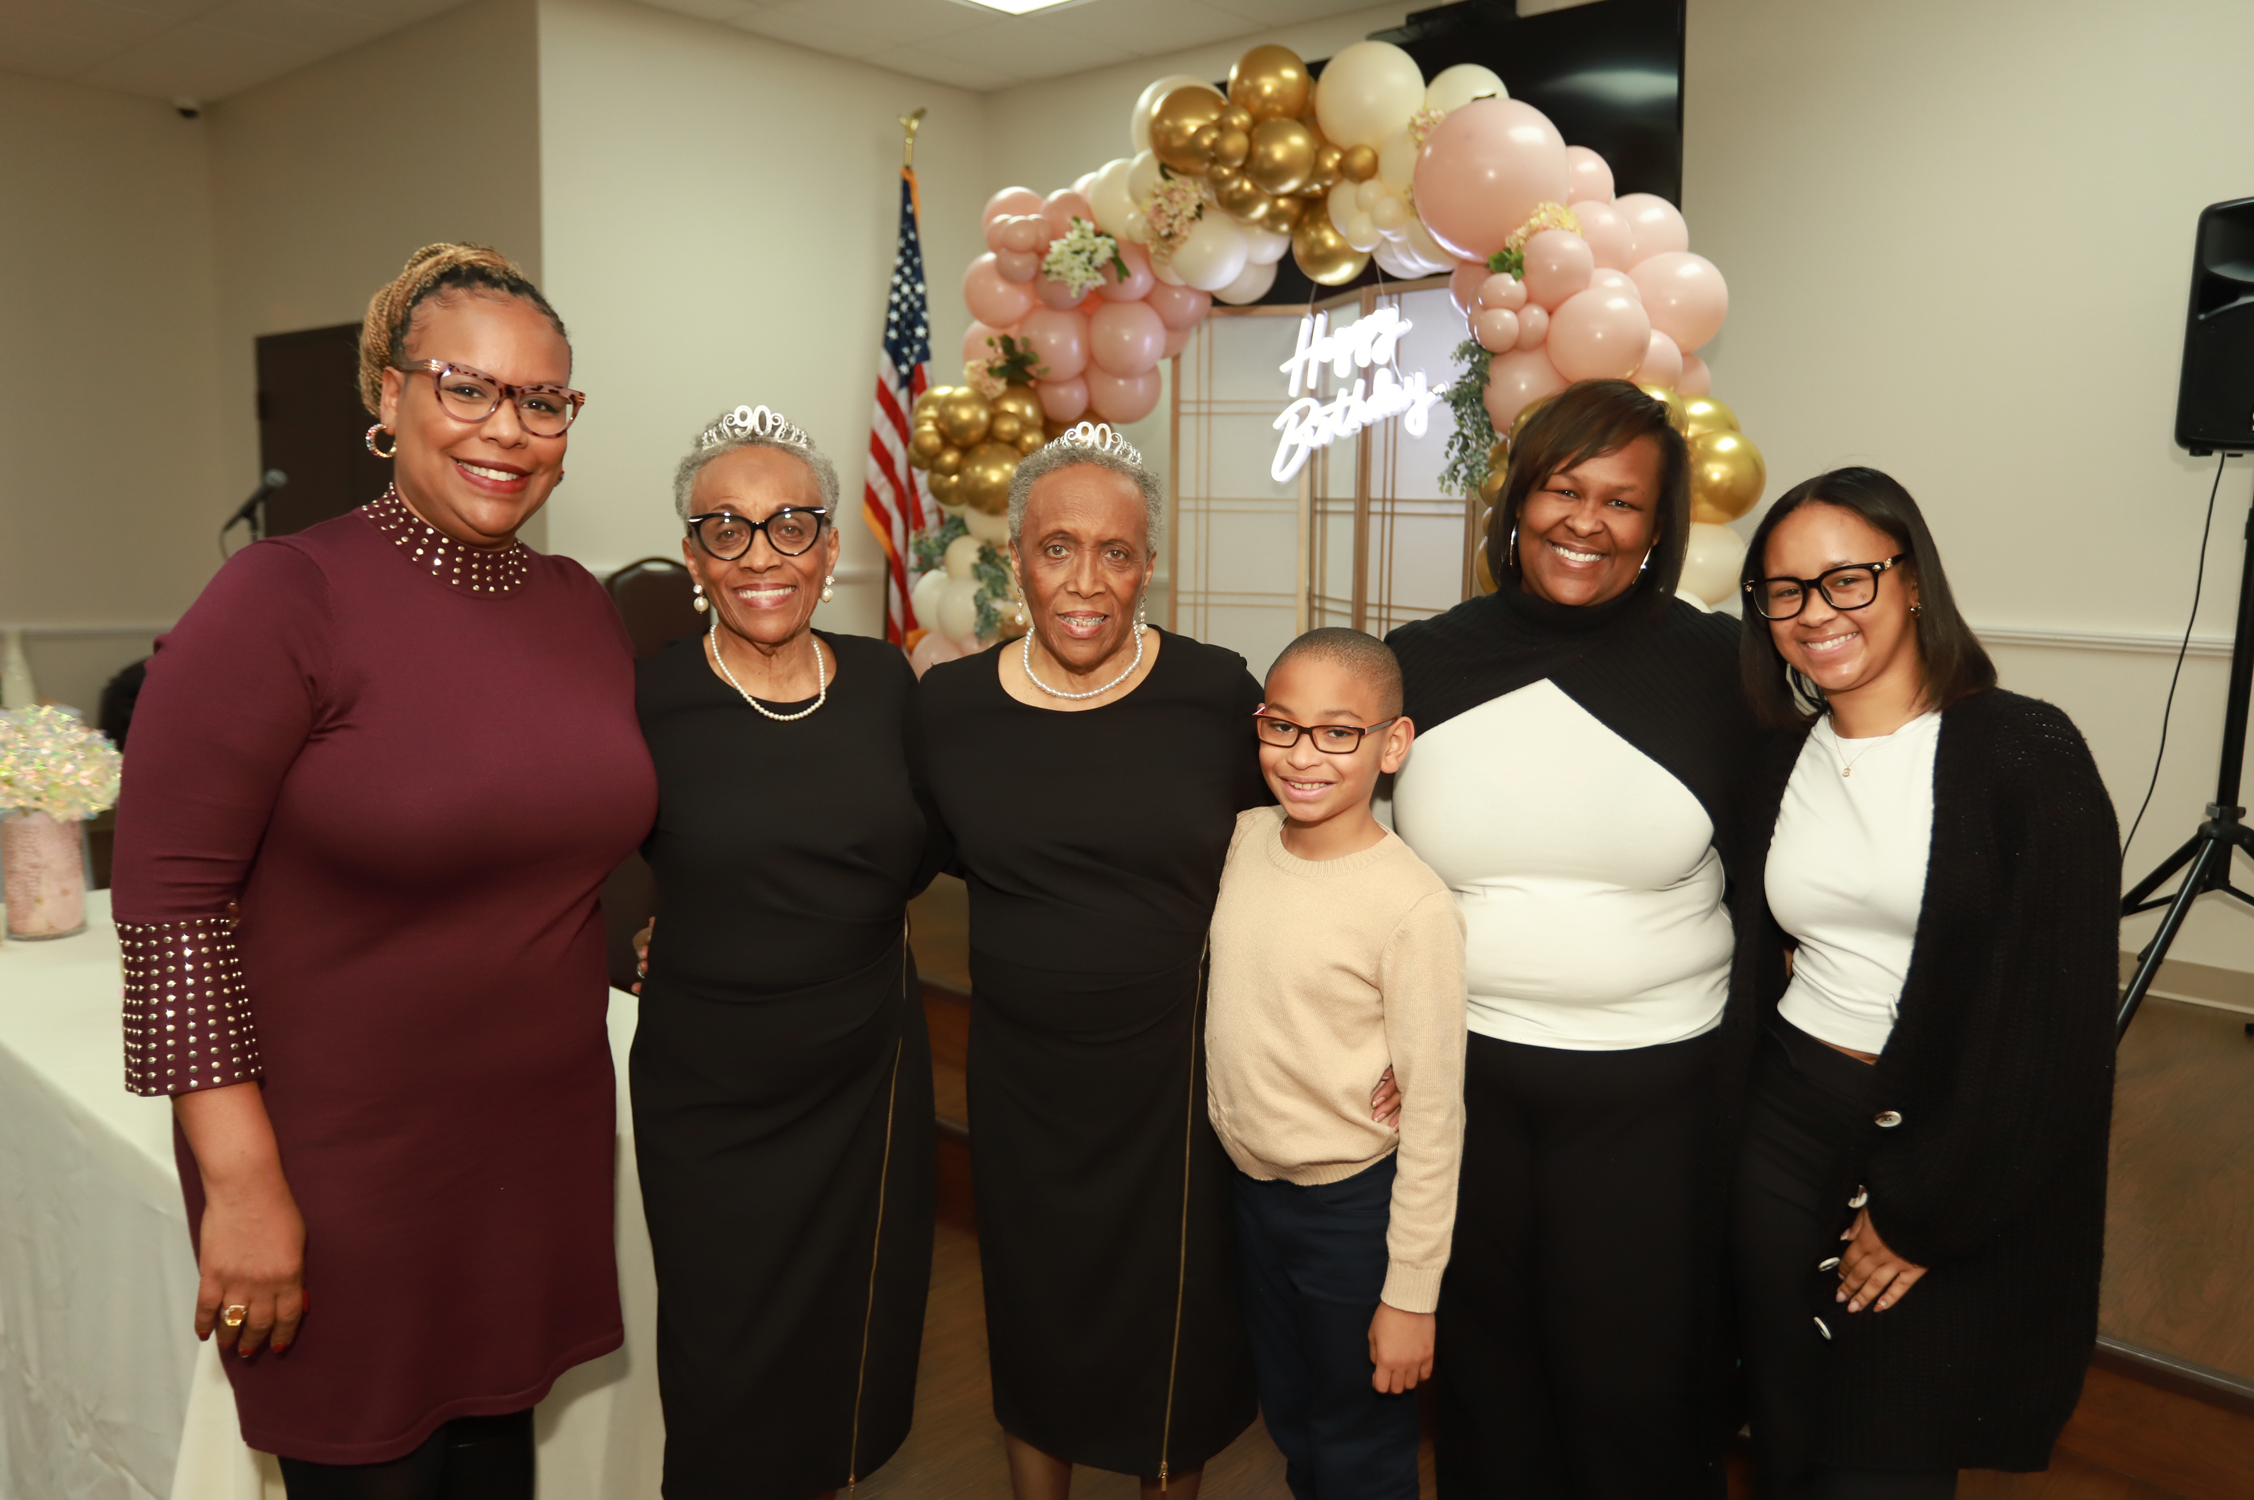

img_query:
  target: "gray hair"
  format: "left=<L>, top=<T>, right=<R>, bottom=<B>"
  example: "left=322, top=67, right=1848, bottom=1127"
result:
left=673, top=409, right=841, bottom=521
left=1007, top=440, right=1165, bottom=555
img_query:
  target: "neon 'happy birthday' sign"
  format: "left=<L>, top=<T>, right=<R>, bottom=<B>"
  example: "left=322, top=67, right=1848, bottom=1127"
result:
left=1271, top=307, right=1451, bottom=484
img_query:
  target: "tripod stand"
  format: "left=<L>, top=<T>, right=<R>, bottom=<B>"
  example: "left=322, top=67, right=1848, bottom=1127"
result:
left=2119, top=467, right=2254, bottom=1037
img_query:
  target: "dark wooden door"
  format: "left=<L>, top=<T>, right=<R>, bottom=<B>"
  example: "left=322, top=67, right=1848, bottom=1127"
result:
left=255, top=323, right=392, bottom=536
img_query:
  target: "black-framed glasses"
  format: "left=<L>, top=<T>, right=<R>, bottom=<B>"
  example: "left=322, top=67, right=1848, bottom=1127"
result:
left=1745, top=555, right=1907, bottom=621
left=686, top=508, right=831, bottom=560
left=1253, top=712, right=1401, bottom=754
left=394, top=360, right=585, bottom=437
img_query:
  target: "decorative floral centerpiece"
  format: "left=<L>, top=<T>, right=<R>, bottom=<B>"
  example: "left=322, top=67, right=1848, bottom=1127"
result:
left=1141, top=177, right=1204, bottom=272
left=1040, top=217, right=1131, bottom=298
left=0, top=705, right=123, bottom=940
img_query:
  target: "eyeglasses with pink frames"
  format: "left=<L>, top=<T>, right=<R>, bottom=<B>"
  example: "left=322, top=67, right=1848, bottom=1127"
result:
left=393, top=360, right=586, bottom=437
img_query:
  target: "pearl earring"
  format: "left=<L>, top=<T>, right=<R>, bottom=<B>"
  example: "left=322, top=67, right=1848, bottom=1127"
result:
left=820, top=573, right=835, bottom=604
left=692, top=583, right=707, bottom=614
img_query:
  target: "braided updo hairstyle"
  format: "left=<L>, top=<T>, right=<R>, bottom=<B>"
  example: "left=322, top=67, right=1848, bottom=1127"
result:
left=357, top=243, right=569, bottom=416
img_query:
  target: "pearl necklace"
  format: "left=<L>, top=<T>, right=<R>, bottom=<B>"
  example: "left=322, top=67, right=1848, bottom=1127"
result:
left=709, top=622, right=827, bottom=722
left=1023, top=623, right=1144, bottom=701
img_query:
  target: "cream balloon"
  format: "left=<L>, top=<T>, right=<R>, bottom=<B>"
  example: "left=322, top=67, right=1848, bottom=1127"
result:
left=1132, top=73, right=1221, bottom=153
left=943, top=533, right=985, bottom=580
left=1170, top=213, right=1250, bottom=292
left=1127, top=150, right=1160, bottom=207
left=909, top=566, right=948, bottom=626
left=1679, top=521, right=1747, bottom=606
left=1402, top=216, right=1455, bottom=273
left=1314, top=40, right=1426, bottom=149
left=1242, top=222, right=1291, bottom=266
left=936, top=574, right=982, bottom=642
left=1424, top=63, right=1506, bottom=116
left=1371, top=238, right=1427, bottom=279
left=1215, top=257, right=1278, bottom=305
left=1089, top=156, right=1137, bottom=239
left=1377, top=126, right=1419, bottom=193
left=964, top=508, right=1011, bottom=544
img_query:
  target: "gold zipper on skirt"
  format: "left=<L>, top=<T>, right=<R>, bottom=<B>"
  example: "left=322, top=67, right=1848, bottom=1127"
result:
left=845, top=923, right=911, bottom=1495
left=1156, top=938, right=1209, bottom=1493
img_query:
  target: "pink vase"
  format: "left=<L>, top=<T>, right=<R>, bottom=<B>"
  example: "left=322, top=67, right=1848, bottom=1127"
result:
left=2, top=810, right=89, bottom=940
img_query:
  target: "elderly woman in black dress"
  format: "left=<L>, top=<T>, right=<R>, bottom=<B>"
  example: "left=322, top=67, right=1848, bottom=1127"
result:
left=918, top=424, right=1261, bottom=1499
left=632, top=405, right=941, bottom=1499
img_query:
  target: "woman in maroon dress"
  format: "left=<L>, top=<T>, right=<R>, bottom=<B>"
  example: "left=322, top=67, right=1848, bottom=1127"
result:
left=112, top=243, right=656, bottom=1498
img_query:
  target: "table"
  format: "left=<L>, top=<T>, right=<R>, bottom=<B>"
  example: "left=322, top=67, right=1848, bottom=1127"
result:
left=0, top=892, right=665, bottom=1500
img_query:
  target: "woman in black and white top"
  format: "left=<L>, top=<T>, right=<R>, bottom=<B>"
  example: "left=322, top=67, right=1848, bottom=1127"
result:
left=1388, top=380, right=1753, bottom=1499
left=1731, top=468, right=2118, bottom=1498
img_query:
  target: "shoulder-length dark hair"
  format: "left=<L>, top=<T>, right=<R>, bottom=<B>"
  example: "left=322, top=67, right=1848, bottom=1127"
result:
left=1484, top=378, right=1692, bottom=603
left=1737, top=466, right=1996, bottom=729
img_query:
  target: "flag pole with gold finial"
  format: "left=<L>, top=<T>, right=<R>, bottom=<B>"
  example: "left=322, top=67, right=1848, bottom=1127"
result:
left=899, top=107, right=926, bottom=216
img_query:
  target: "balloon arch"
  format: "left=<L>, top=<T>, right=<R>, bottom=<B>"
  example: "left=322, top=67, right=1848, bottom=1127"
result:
left=905, top=38, right=1765, bottom=674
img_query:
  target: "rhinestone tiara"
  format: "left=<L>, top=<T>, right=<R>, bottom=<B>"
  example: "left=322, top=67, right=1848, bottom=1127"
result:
left=1045, top=420, right=1142, bottom=468
left=700, top=403, right=810, bottom=452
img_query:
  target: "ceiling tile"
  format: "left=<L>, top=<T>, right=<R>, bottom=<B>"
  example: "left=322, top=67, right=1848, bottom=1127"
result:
left=728, top=6, right=878, bottom=57
left=77, top=17, right=325, bottom=99
left=1206, top=0, right=1379, bottom=28
left=0, top=15, right=132, bottom=76
left=861, top=43, right=1020, bottom=91
left=915, top=16, right=1131, bottom=77
left=1039, top=0, right=1255, bottom=56
left=196, top=0, right=393, bottom=50
left=763, top=0, right=982, bottom=51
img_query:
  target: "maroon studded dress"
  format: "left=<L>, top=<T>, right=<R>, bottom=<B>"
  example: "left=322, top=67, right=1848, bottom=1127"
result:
left=112, top=490, right=658, bottom=1465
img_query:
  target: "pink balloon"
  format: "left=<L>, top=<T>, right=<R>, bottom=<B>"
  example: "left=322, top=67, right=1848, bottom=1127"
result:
left=1547, top=285, right=1653, bottom=382
left=1089, top=299, right=1167, bottom=376
left=1473, top=307, right=1521, bottom=354
left=1476, top=274, right=1527, bottom=313
left=1514, top=302, right=1550, bottom=351
left=1677, top=352, right=1712, bottom=397
left=1633, top=329, right=1684, bottom=389
left=1033, top=272, right=1084, bottom=311
left=1565, top=146, right=1615, bottom=204
left=1412, top=98, right=1571, bottom=261
left=996, top=249, right=1041, bottom=283
left=1450, top=260, right=1490, bottom=319
left=1038, top=375, right=1090, bottom=421
left=1614, top=193, right=1689, bottom=265
left=1043, top=189, right=1094, bottom=240
left=1483, top=348, right=1568, bottom=434
left=1096, top=241, right=1156, bottom=302
left=1086, top=364, right=1162, bottom=424
left=1589, top=267, right=1640, bottom=298
left=1163, top=325, right=1193, bottom=358
left=985, top=216, right=1011, bottom=252
left=983, top=186, right=1043, bottom=225
left=964, top=254, right=1036, bottom=328
left=909, top=629, right=967, bottom=678
left=1629, top=251, right=1728, bottom=352
left=999, top=215, right=1047, bottom=254
left=1572, top=200, right=1634, bottom=270
left=962, top=320, right=1019, bottom=366
left=1020, top=307, right=1090, bottom=380
left=1146, top=281, right=1213, bottom=331
left=1520, top=228, right=1594, bottom=310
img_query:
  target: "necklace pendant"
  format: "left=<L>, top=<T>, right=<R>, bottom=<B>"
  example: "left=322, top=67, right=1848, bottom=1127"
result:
left=1841, top=766, right=1852, bottom=777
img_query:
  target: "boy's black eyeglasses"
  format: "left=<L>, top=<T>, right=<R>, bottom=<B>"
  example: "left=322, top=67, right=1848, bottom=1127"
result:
left=686, top=508, right=830, bottom=560
left=1253, top=713, right=1401, bottom=754
left=1745, top=554, right=1907, bottom=621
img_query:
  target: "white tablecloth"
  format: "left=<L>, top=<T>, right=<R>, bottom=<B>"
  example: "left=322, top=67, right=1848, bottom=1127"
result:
left=0, top=892, right=665, bottom=1500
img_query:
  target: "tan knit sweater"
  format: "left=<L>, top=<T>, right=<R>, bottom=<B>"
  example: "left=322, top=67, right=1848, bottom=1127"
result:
left=1206, top=806, right=1468, bottom=1313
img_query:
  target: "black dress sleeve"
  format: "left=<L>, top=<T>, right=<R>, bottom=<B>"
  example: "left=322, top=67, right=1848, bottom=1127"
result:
left=1864, top=699, right=2121, bottom=1268
left=899, top=645, right=954, bottom=896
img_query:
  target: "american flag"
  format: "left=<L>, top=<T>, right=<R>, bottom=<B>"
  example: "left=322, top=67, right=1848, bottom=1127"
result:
left=863, top=167, right=931, bottom=645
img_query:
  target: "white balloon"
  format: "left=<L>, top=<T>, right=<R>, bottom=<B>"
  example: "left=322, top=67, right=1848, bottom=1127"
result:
left=1241, top=223, right=1291, bottom=266
left=1090, top=156, right=1136, bottom=239
left=1403, top=216, right=1454, bottom=271
left=1215, top=258, right=1278, bottom=305
left=1122, top=208, right=1151, bottom=245
left=910, top=568, right=948, bottom=626
left=943, top=533, right=985, bottom=580
left=1340, top=212, right=1382, bottom=254
left=964, top=507, right=1011, bottom=543
left=1355, top=179, right=1388, bottom=212
left=936, top=500, right=966, bottom=520
left=1371, top=238, right=1428, bottom=279
left=1151, top=250, right=1186, bottom=286
left=1371, top=194, right=1410, bottom=233
left=1072, top=171, right=1096, bottom=198
left=1127, top=149, right=1160, bottom=202
left=1377, top=127, right=1419, bottom=193
left=1131, top=73, right=1222, bottom=152
left=1171, top=214, right=1249, bottom=293
left=1314, top=40, right=1426, bottom=149
left=1679, top=521, right=1747, bottom=606
left=936, top=574, right=982, bottom=641
left=1424, top=63, right=1507, bottom=116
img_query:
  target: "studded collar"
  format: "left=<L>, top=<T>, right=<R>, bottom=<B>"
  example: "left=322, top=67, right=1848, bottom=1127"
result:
left=362, top=486, right=532, bottom=596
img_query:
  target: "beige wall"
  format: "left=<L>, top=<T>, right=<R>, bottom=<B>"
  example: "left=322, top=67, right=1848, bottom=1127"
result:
left=0, top=74, right=224, bottom=712
left=533, top=0, right=988, bottom=637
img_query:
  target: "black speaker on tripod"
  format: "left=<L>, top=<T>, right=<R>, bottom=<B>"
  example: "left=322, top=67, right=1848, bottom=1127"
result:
left=2118, top=199, right=2254, bottom=1035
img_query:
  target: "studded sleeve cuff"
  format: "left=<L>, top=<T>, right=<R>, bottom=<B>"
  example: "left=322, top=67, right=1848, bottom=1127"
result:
left=120, top=917, right=262, bottom=1097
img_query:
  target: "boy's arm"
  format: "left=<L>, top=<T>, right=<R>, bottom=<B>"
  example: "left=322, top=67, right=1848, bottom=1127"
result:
left=1375, top=888, right=1469, bottom=1315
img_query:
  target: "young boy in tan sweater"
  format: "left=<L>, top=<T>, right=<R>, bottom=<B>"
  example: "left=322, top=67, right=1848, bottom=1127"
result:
left=1207, top=627, right=1466, bottom=1500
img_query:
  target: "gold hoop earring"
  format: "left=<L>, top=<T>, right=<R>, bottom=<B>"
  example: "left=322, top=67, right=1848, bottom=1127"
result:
left=365, top=424, right=397, bottom=459
left=1508, top=525, right=1519, bottom=570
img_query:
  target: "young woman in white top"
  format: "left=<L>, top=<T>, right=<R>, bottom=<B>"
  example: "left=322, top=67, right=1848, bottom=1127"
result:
left=1730, top=469, right=2118, bottom=1499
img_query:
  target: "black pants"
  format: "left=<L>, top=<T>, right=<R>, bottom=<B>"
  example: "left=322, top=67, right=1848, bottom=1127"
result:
left=1733, top=1022, right=1957, bottom=1500
left=1235, top=1154, right=1421, bottom=1500
left=1434, top=1030, right=1727, bottom=1499
left=278, top=1411, right=533, bottom=1500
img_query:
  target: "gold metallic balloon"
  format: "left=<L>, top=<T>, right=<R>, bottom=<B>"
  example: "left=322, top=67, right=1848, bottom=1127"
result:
left=957, top=440, right=1022, bottom=516
left=1486, top=439, right=1510, bottom=474
left=926, top=471, right=960, bottom=506
left=1215, top=171, right=1272, bottom=224
left=1228, top=44, right=1312, bottom=122
left=1340, top=144, right=1379, bottom=183
left=912, top=386, right=948, bottom=422
left=1680, top=395, right=1740, bottom=442
left=909, top=426, right=946, bottom=462
left=1192, top=122, right=1222, bottom=155
left=1638, top=383, right=1690, bottom=434
left=1291, top=211, right=1368, bottom=287
left=1152, top=86, right=1226, bottom=174
left=1219, top=104, right=1255, bottom=135
left=1015, top=428, right=1044, bottom=456
left=1266, top=194, right=1307, bottom=232
left=993, top=385, right=1044, bottom=426
left=1478, top=465, right=1508, bottom=508
left=1245, top=118, right=1318, bottom=196
left=930, top=446, right=964, bottom=478
left=1208, top=163, right=1242, bottom=189
left=1688, top=428, right=1765, bottom=522
left=1212, top=128, right=1250, bottom=169
left=1315, top=144, right=1343, bottom=179
left=1474, top=544, right=1497, bottom=595
left=935, top=387, right=992, bottom=447
left=1509, top=395, right=1554, bottom=445
left=989, top=410, right=1026, bottom=444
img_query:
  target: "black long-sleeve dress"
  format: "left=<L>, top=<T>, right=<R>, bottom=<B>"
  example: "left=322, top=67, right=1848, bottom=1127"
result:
left=632, top=631, right=943, bottom=1499
left=917, top=630, right=1265, bottom=1479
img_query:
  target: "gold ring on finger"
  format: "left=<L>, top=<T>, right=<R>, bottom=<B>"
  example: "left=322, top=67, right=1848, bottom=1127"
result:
left=223, top=1304, right=248, bottom=1328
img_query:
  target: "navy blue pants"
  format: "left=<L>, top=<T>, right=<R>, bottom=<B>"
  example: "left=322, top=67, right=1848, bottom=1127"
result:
left=1234, top=1155, right=1421, bottom=1500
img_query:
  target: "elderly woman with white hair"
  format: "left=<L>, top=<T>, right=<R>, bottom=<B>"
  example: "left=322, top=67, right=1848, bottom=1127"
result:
left=918, top=424, right=1264, bottom=1499
left=631, top=406, right=944, bottom=1500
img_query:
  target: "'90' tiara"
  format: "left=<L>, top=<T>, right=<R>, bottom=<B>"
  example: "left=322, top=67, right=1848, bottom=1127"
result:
left=1044, top=421, right=1142, bottom=468
left=700, top=404, right=809, bottom=452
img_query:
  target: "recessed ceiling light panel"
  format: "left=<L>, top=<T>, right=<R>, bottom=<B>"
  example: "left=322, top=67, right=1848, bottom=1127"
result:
left=950, top=0, right=1092, bottom=16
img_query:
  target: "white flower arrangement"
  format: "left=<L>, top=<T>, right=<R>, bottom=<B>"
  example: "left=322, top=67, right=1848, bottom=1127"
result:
left=1040, top=218, right=1129, bottom=298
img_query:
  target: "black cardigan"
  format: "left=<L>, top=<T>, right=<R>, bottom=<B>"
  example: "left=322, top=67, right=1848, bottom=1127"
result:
left=1730, top=688, right=2120, bottom=1473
